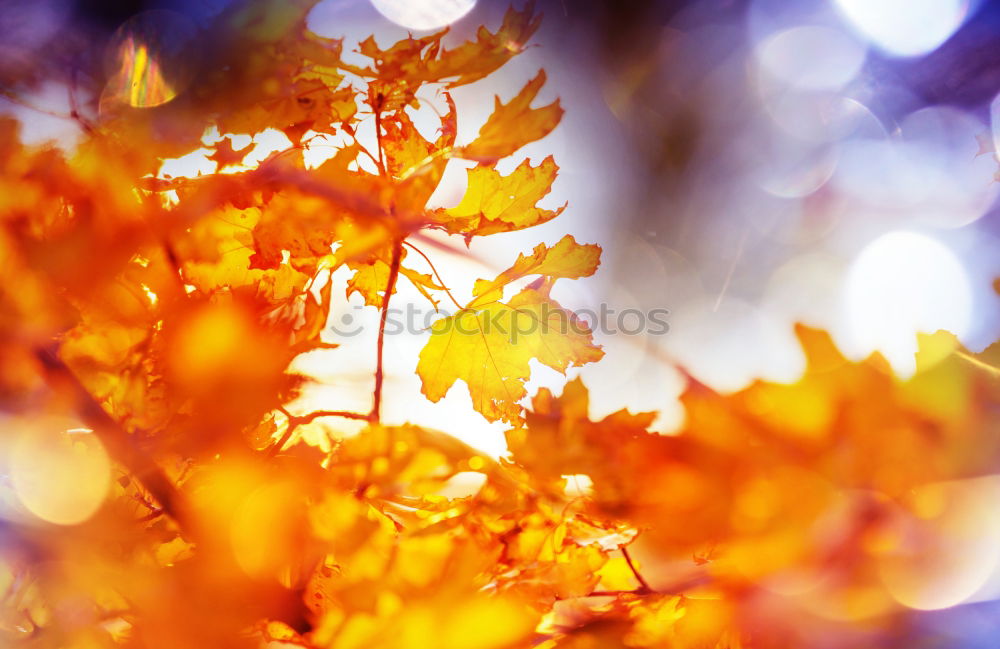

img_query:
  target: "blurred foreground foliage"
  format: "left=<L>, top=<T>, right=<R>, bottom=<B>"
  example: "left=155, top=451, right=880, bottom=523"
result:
left=1, top=2, right=999, bottom=648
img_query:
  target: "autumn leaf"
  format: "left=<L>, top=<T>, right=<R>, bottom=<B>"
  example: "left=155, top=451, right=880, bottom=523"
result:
left=417, top=236, right=603, bottom=422
left=381, top=93, right=458, bottom=214
left=207, top=137, right=257, bottom=170
left=346, top=244, right=443, bottom=309
left=428, top=2, right=543, bottom=87
left=430, top=156, right=566, bottom=239
left=97, top=1, right=351, bottom=168
left=470, top=234, right=601, bottom=306
left=173, top=203, right=311, bottom=302
left=344, top=3, right=541, bottom=109
left=461, top=70, right=563, bottom=163
left=245, top=145, right=399, bottom=271
left=506, top=378, right=656, bottom=490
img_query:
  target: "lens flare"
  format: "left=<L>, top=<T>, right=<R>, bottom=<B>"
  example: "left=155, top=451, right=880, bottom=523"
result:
left=113, top=36, right=175, bottom=108
left=103, top=10, right=197, bottom=110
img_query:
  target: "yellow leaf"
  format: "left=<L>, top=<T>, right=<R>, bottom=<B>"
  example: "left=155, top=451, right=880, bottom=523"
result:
left=462, top=70, right=563, bottom=163
left=346, top=245, right=443, bottom=309
left=596, top=557, right=640, bottom=592
left=470, top=234, right=601, bottom=307
left=431, top=156, right=565, bottom=239
left=418, top=283, right=603, bottom=423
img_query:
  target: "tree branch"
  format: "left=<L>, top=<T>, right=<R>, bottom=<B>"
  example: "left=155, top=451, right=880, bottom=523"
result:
left=403, top=240, right=462, bottom=310
left=267, top=408, right=369, bottom=457
left=373, top=93, right=387, bottom=176
left=558, top=571, right=710, bottom=601
left=287, top=409, right=370, bottom=424
left=33, top=348, right=190, bottom=531
left=370, top=239, right=403, bottom=423
left=621, top=545, right=653, bottom=593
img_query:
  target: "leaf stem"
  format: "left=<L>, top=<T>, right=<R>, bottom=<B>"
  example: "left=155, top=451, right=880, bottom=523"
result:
left=370, top=238, right=403, bottom=423
left=622, top=545, right=653, bottom=593
left=374, top=94, right=386, bottom=176
left=559, top=571, right=710, bottom=601
left=403, top=240, right=463, bottom=310
left=582, top=589, right=649, bottom=598
left=288, top=409, right=371, bottom=423
left=267, top=408, right=369, bottom=457
left=1, top=87, right=75, bottom=121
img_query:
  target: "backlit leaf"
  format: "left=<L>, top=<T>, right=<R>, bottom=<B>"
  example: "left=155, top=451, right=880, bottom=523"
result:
left=461, top=71, right=563, bottom=164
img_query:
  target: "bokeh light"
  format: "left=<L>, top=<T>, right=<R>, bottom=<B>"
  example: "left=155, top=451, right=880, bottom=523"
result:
left=880, top=476, right=1000, bottom=611
left=832, top=0, right=970, bottom=57
left=844, top=231, right=971, bottom=374
left=369, top=0, right=475, bottom=31
left=831, top=105, right=997, bottom=230
left=8, top=422, right=111, bottom=526
left=756, top=25, right=865, bottom=92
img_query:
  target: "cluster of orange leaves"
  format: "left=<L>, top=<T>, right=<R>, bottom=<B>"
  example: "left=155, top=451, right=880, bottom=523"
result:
left=1, top=2, right=999, bottom=648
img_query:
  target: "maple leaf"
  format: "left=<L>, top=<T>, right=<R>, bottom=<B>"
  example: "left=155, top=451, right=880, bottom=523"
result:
left=208, top=138, right=256, bottom=170
left=381, top=94, right=458, bottom=214
left=506, top=378, right=656, bottom=489
left=173, top=203, right=311, bottom=302
left=461, top=70, right=563, bottom=164
left=678, top=325, right=1000, bottom=497
left=343, top=3, right=541, bottom=110
left=470, top=234, right=601, bottom=305
left=346, top=244, right=443, bottom=309
left=417, top=236, right=603, bottom=423
left=244, top=145, right=400, bottom=271
left=430, top=156, right=566, bottom=240
left=326, top=423, right=509, bottom=504
left=219, top=80, right=358, bottom=143
left=427, top=2, right=543, bottom=88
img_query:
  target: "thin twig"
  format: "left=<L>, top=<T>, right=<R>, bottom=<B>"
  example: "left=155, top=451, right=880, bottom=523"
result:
left=69, top=65, right=95, bottom=133
left=267, top=407, right=368, bottom=457
left=557, top=571, right=710, bottom=601
left=267, top=423, right=298, bottom=458
left=135, top=509, right=164, bottom=523
left=344, top=125, right=382, bottom=173
left=0, top=88, right=74, bottom=121
left=403, top=240, right=462, bottom=309
left=583, top=590, right=650, bottom=598
left=712, top=223, right=748, bottom=312
left=373, top=93, right=386, bottom=176
left=621, top=545, right=653, bottom=593
left=290, top=409, right=370, bottom=424
left=370, top=239, right=403, bottom=422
